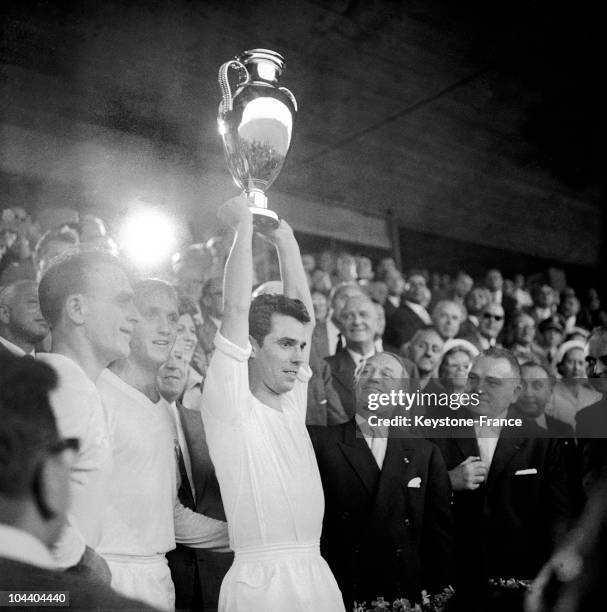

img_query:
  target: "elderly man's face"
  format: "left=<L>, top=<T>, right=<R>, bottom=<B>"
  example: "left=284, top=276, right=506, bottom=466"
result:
left=467, top=355, right=521, bottom=417
left=356, top=352, right=406, bottom=417
left=340, top=296, right=378, bottom=346
left=586, top=332, right=607, bottom=394
left=409, top=330, right=443, bottom=376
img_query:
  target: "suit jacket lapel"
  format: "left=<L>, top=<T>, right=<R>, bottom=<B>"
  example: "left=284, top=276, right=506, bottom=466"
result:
left=338, top=420, right=380, bottom=496
left=487, top=436, right=526, bottom=489
left=177, top=402, right=210, bottom=505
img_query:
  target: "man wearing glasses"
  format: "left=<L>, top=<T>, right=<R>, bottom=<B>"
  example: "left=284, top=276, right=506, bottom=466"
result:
left=0, top=355, right=154, bottom=610
left=576, top=326, right=607, bottom=495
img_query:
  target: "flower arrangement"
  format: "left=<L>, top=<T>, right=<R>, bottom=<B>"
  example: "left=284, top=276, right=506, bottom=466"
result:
left=353, top=587, right=456, bottom=611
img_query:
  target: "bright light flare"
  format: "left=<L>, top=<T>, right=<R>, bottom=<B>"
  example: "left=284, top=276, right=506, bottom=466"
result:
left=119, top=209, right=177, bottom=269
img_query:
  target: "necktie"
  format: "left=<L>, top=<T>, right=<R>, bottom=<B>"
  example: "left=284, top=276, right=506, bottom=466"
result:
left=175, top=442, right=196, bottom=511
left=336, top=334, right=345, bottom=352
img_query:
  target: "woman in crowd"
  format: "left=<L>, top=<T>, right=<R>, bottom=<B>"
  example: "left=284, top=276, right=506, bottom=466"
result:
left=175, top=297, right=206, bottom=411
left=547, top=340, right=602, bottom=428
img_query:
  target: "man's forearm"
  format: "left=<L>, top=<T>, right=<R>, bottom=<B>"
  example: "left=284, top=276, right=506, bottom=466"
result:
left=275, top=233, right=315, bottom=327
left=174, top=499, right=230, bottom=550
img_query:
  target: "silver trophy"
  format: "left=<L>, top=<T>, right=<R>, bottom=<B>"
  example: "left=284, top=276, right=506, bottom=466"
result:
left=217, top=49, right=297, bottom=232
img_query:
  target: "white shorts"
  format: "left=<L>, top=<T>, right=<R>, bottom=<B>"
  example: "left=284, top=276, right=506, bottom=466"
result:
left=104, top=554, right=175, bottom=611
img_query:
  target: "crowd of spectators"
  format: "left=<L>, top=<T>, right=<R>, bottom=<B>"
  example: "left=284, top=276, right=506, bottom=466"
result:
left=2, top=201, right=607, bottom=611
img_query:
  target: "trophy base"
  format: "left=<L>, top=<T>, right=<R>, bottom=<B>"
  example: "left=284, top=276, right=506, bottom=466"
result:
left=250, top=207, right=280, bottom=233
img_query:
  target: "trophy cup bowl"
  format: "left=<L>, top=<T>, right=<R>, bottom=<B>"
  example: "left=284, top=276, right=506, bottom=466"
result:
left=217, top=49, right=297, bottom=233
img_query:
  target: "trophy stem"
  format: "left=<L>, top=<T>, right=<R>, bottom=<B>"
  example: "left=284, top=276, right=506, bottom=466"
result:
left=246, top=189, right=268, bottom=209
left=244, top=190, right=279, bottom=233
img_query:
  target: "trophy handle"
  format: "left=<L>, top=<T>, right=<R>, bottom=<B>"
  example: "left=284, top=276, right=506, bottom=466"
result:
left=279, top=87, right=298, bottom=112
left=218, top=60, right=250, bottom=114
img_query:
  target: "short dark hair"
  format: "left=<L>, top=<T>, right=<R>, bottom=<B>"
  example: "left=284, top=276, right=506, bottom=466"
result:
left=481, top=346, right=521, bottom=379
left=0, top=355, right=59, bottom=497
left=249, top=294, right=310, bottom=346
left=38, top=248, right=127, bottom=328
left=520, top=360, right=556, bottom=385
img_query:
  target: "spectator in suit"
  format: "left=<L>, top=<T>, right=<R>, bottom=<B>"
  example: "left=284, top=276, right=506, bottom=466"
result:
left=432, top=300, right=464, bottom=341
left=508, top=311, right=548, bottom=366
left=383, top=270, right=431, bottom=349
left=538, top=315, right=566, bottom=373
left=530, top=284, right=557, bottom=325
left=311, top=291, right=330, bottom=358
left=484, top=268, right=516, bottom=318
left=514, top=362, right=575, bottom=437
left=382, top=268, right=406, bottom=320
left=326, top=294, right=380, bottom=419
left=0, top=280, right=48, bottom=356
left=309, top=352, right=454, bottom=608
left=458, top=287, right=491, bottom=346
left=158, top=344, right=233, bottom=612
left=575, top=326, right=607, bottom=496
left=0, top=354, right=154, bottom=611
left=432, top=348, right=575, bottom=605
left=474, top=302, right=506, bottom=351
left=322, top=281, right=364, bottom=357
left=558, top=289, right=582, bottom=333
left=404, top=327, right=444, bottom=390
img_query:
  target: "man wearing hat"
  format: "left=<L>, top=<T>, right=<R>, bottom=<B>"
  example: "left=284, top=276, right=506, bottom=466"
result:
left=538, top=314, right=566, bottom=374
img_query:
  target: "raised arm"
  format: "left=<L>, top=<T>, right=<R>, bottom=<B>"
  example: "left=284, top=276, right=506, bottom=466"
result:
left=217, top=196, right=254, bottom=349
left=270, top=221, right=315, bottom=364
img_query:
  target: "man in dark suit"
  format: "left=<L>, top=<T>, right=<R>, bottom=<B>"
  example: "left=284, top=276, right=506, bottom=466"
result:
left=327, top=294, right=420, bottom=418
left=431, top=348, right=575, bottom=606
left=0, top=354, right=155, bottom=611
left=576, top=325, right=607, bottom=496
left=0, top=280, right=49, bottom=357
left=158, top=347, right=233, bottom=612
left=384, top=271, right=431, bottom=349
left=309, top=352, right=453, bottom=609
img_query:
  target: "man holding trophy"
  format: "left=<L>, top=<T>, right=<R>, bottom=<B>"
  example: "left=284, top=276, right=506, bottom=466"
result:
left=200, top=195, right=345, bottom=611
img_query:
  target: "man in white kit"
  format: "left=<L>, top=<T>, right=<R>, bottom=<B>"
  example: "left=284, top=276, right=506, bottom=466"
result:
left=97, top=278, right=229, bottom=611
left=37, top=249, right=140, bottom=574
left=201, top=196, right=345, bottom=612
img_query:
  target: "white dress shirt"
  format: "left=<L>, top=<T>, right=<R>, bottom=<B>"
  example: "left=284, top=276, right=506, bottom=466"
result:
left=474, top=409, right=507, bottom=468
left=0, top=525, right=56, bottom=569
left=0, top=335, right=34, bottom=356
left=405, top=300, right=432, bottom=325
left=387, top=295, right=400, bottom=309
left=347, top=348, right=376, bottom=377
left=355, top=414, right=388, bottom=469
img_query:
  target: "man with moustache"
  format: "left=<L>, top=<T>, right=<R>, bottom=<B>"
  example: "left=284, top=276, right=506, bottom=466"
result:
left=431, top=348, right=574, bottom=605
left=37, top=250, right=139, bottom=573
left=97, top=279, right=228, bottom=611
left=309, top=352, right=453, bottom=608
left=157, top=340, right=233, bottom=612
left=0, top=280, right=49, bottom=356
left=576, top=326, right=607, bottom=496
